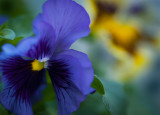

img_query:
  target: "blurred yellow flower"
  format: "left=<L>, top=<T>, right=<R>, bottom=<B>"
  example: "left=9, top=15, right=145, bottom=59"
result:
left=86, top=0, right=153, bottom=82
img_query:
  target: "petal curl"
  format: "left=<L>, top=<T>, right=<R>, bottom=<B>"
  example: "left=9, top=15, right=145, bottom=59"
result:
left=0, top=44, right=18, bottom=60
left=39, top=0, right=90, bottom=52
left=0, top=56, right=46, bottom=115
left=47, top=49, right=94, bottom=115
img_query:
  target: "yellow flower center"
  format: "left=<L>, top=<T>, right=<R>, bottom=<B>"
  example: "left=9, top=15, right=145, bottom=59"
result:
left=31, top=59, right=45, bottom=71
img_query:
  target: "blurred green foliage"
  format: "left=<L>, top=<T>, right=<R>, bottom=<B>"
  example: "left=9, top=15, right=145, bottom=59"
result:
left=7, top=15, right=33, bottom=38
left=102, top=80, right=127, bottom=115
left=0, top=0, right=28, bottom=17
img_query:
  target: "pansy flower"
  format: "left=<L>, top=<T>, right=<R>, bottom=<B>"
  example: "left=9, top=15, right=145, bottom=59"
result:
left=0, top=0, right=94, bottom=115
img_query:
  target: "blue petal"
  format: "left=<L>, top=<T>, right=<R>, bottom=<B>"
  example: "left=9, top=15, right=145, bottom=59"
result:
left=17, top=19, right=56, bottom=60
left=0, top=16, right=8, bottom=25
left=38, top=0, right=90, bottom=52
left=0, top=87, right=33, bottom=115
left=54, top=49, right=94, bottom=95
left=47, top=49, right=94, bottom=115
left=0, top=56, right=46, bottom=115
left=0, top=44, right=18, bottom=60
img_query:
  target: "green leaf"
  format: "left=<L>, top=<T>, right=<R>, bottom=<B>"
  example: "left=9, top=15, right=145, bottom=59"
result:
left=0, top=28, right=16, bottom=40
left=91, top=75, right=105, bottom=95
left=0, top=22, right=16, bottom=40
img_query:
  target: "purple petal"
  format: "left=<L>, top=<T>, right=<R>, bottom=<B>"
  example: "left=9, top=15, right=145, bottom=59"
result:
left=0, top=56, right=46, bottom=115
left=0, top=16, right=8, bottom=25
left=47, top=49, right=94, bottom=115
left=47, top=60, right=86, bottom=115
left=39, top=0, right=90, bottom=52
left=17, top=19, right=56, bottom=60
left=54, top=49, right=94, bottom=95
left=0, top=87, right=33, bottom=115
left=2, top=44, right=17, bottom=55
left=0, top=44, right=18, bottom=60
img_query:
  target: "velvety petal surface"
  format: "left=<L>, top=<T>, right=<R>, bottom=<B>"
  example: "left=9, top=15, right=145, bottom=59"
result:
left=0, top=56, right=46, bottom=115
left=54, top=49, right=94, bottom=94
left=47, top=49, right=94, bottom=115
left=17, top=19, right=56, bottom=60
left=39, top=0, right=90, bottom=52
